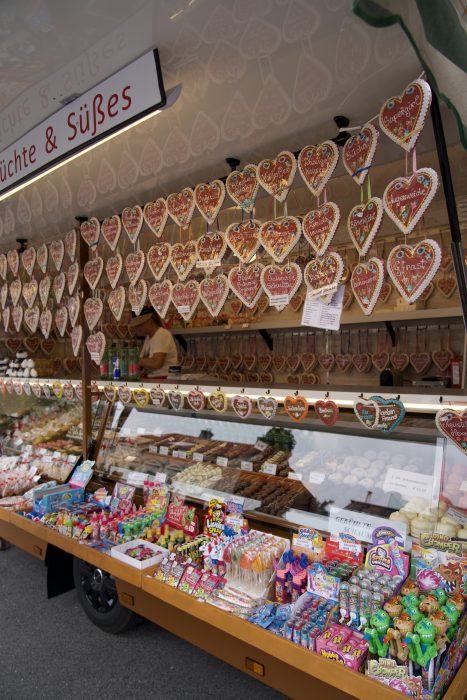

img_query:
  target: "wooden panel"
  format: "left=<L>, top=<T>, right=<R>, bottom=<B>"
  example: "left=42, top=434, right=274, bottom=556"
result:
left=0, top=518, right=47, bottom=560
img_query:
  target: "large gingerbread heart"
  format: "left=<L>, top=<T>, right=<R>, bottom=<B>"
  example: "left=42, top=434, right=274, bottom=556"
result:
left=259, top=216, right=301, bottom=263
left=347, top=197, right=384, bottom=257
left=379, top=79, right=431, bottom=152
left=55, top=307, right=68, bottom=337
left=83, top=257, right=104, bottom=291
left=121, top=205, right=143, bottom=243
left=84, top=298, right=103, bottom=331
left=435, top=409, right=467, bottom=456
left=232, top=394, right=252, bottom=420
left=351, top=257, right=385, bottom=316
left=383, top=169, right=438, bottom=235
left=257, top=396, right=277, bottom=420
left=304, top=252, right=344, bottom=298
left=144, top=198, right=168, bottom=238
left=167, top=188, right=195, bottom=228
left=170, top=241, right=197, bottom=281
left=0, top=253, right=7, bottom=280
left=22, top=279, right=38, bottom=309
left=147, top=243, right=171, bottom=280
left=314, top=399, right=339, bottom=426
left=226, top=164, right=258, bottom=212
left=342, top=124, right=379, bottom=185
left=80, top=218, right=100, bottom=247
left=86, top=331, right=106, bottom=364
left=370, top=395, right=406, bottom=433
left=67, top=261, right=80, bottom=295
left=7, top=249, right=19, bottom=276
left=68, top=294, right=80, bottom=327
left=53, top=272, right=66, bottom=304
left=257, top=151, right=296, bottom=202
left=125, top=250, right=145, bottom=285
left=298, top=141, right=338, bottom=197
left=199, top=274, right=229, bottom=317
left=65, top=229, right=77, bottom=261
left=149, top=280, right=172, bottom=319
left=171, top=280, right=200, bottom=321
left=228, top=263, right=264, bottom=309
left=187, top=389, right=206, bottom=412
left=71, top=325, right=83, bottom=357
left=302, top=203, right=340, bottom=256
left=40, top=308, right=53, bottom=339
left=353, top=398, right=379, bottom=429
left=261, top=263, right=302, bottom=310
left=37, top=243, right=48, bottom=274
left=196, top=231, right=226, bottom=265
left=387, top=239, right=442, bottom=303
left=10, top=278, right=22, bottom=306
left=194, top=180, right=225, bottom=224
left=108, top=286, right=126, bottom=321
left=284, top=395, right=309, bottom=422
left=128, top=279, right=148, bottom=315
left=409, top=351, right=431, bottom=374
left=101, top=215, right=121, bottom=251
left=225, top=219, right=261, bottom=263
left=24, top=306, right=40, bottom=334
left=12, top=305, right=23, bottom=332
left=21, top=247, right=36, bottom=277
left=105, top=253, right=123, bottom=290
left=39, top=276, right=51, bottom=307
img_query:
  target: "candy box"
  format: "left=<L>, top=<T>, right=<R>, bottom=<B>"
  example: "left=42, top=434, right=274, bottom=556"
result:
left=33, top=485, right=84, bottom=515
left=111, top=538, right=169, bottom=570
left=316, top=623, right=368, bottom=671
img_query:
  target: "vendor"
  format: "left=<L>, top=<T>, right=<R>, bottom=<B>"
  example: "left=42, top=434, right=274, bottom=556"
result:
left=130, top=310, right=178, bottom=379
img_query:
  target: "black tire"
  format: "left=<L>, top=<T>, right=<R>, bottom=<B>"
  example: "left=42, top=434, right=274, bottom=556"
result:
left=73, top=557, right=138, bottom=634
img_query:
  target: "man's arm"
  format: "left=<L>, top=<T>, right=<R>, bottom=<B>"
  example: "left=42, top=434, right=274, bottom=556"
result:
left=139, top=353, right=166, bottom=370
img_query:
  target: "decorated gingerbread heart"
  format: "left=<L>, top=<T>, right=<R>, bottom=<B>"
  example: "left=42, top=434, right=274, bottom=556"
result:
left=335, top=353, right=352, bottom=372
left=133, top=388, right=150, bottom=409
left=409, top=352, right=431, bottom=374
left=314, top=399, right=339, bottom=426
left=121, top=205, right=143, bottom=243
left=318, top=353, right=335, bottom=372
left=259, top=216, right=301, bottom=263
left=261, top=263, right=302, bottom=311
left=225, top=219, right=261, bottom=263
left=436, top=276, right=456, bottom=298
left=55, top=307, right=68, bottom=337
left=199, top=274, right=229, bottom=317
left=347, top=197, right=384, bottom=257
left=68, top=294, right=80, bottom=327
left=83, top=257, right=104, bottom=291
left=167, top=188, right=195, bottom=228
left=284, top=395, right=309, bottom=422
left=379, top=79, right=432, bottom=152
left=144, top=198, right=168, bottom=238
left=2, top=307, right=10, bottom=332
left=387, top=239, right=442, bottom=303
left=229, top=263, right=264, bottom=309
left=106, top=253, right=123, bottom=290
left=0, top=282, right=8, bottom=310
left=24, top=307, right=40, bottom=334
left=432, top=349, right=453, bottom=372
left=352, top=353, right=371, bottom=373
left=304, top=253, right=344, bottom=298
left=12, top=305, right=23, bottom=332
left=353, top=398, right=380, bottom=429
left=232, top=394, right=253, bottom=420
left=372, top=352, right=389, bottom=372
left=65, top=229, right=77, bottom=261
left=303, top=203, right=340, bottom=256
left=128, top=279, right=148, bottom=315
left=53, top=272, right=66, bottom=304
left=21, top=247, right=36, bottom=277
left=118, top=385, right=133, bottom=404
left=67, top=261, right=80, bottom=295
left=196, top=231, right=226, bottom=266
left=10, top=278, right=21, bottom=306
left=383, top=169, right=438, bottom=235
left=390, top=351, right=410, bottom=372
left=108, top=286, right=126, bottom=322
left=125, top=250, right=145, bottom=285
left=84, top=298, right=103, bottom=331
left=168, top=390, right=184, bottom=411
left=40, top=308, right=53, bottom=339
left=80, top=218, right=100, bottom=247
left=298, top=141, right=338, bottom=197
left=22, top=279, right=38, bottom=309
left=7, top=249, right=19, bottom=276
left=342, top=124, right=379, bottom=185
left=149, top=280, right=172, bottom=319
left=171, top=280, right=200, bottom=321
left=170, top=241, right=197, bottom=281
left=226, top=164, right=258, bottom=211
left=101, top=215, right=121, bottom=251
left=435, top=408, right=467, bottom=456
left=187, top=389, right=206, bottom=412
left=379, top=281, right=393, bottom=304
left=370, top=395, right=406, bottom=433
left=86, top=331, right=106, bottom=364
left=0, top=253, right=7, bottom=280
left=301, top=352, right=317, bottom=371
left=147, top=243, right=171, bottom=280
left=37, top=243, right=48, bottom=274
left=257, top=150, right=296, bottom=202
left=351, top=257, right=385, bottom=316
left=194, top=180, right=225, bottom=224
left=149, top=387, right=166, bottom=406
left=39, top=276, right=51, bottom=307
left=209, top=389, right=228, bottom=413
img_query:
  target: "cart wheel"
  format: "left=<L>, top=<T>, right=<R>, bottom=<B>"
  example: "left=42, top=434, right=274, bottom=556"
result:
left=73, top=557, right=138, bottom=633
left=0, top=538, right=11, bottom=550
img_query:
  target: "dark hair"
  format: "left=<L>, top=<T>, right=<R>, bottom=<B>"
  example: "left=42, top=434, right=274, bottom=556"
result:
left=133, top=308, right=162, bottom=326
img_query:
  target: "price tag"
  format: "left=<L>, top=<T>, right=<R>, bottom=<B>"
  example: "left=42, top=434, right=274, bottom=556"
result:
left=255, top=439, right=268, bottom=452
left=217, top=456, right=228, bottom=467
left=383, top=468, right=434, bottom=501
left=127, top=471, right=146, bottom=486
left=159, top=445, right=169, bottom=455
left=241, top=460, right=253, bottom=472
left=177, top=305, right=190, bottom=315
left=288, top=472, right=303, bottom=481
left=329, top=506, right=408, bottom=547
left=196, top=259, right=220, bottom=270
left=155, top=471, right=167, bottom=483
left=148, top=445, right=159, bottom=454
left=42, top=455, right=52, bottom=463
left=178, top=450, right=187, bottom=460
left=172, top=450, right=179, bottom=458
left=339, top=540, right=361, bottom=554
left=67, top=454, right=78, bottom=463
left=301, top=284, right=344, bottom=331
left=308, top=471, right=326, bottom=485
left=14, top=438, right=23, bottom=447
left=261, top=462, right=277, bottom=475
left=193, top=452, right=204, bottom=462
left=53, top=451, right=62, bottom=459
left=269, top=293, right=289, bottom=308
left=445, top=507, right=467, bottom=526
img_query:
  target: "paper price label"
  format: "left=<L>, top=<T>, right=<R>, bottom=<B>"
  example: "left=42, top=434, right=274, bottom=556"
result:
left=288, top=472, right=303, bottom=481
left=148, top=445, right=159, bottom=454
left=177, top=305, right=190, bottom=314
left=255, top=439, right=268, bottom=452
left=269, top=293, right=289, bottom=307
left=125, top=455, right=137, bottom=462
left=383, top=468, right=434, bottom=502
left=261, top=462, right=277, bottom=475
left=178, top=450, right=187, bottom=460
left=159, top=445, right=169, bottom=455
left=193, top=452, right=204, bottom=462
left=241, top=460, right=253, bottom=472
left=196, top=260, right=220, bottom=269
left=155, top=471, right=167, bottom=483
left=136, top=427, right=146, bottom=435
left=172, top=450, right=179, bottom=458
left=445, top=507, right=467, bottom=526
left=217, top=456, right=228, bottom=467
left=308, top=471, right=326, bottom=485
left=301, top=284, right=344, bottom=331
left=127, top=471, right=146, bottom=486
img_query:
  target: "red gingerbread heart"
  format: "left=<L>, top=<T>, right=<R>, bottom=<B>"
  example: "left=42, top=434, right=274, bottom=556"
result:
left=3, top=307, right=10, bottom=332
left=37, top=244, right=48, bottom=274
left=383, top=169, right=439, bottom=235
left=303, top=203, right=340, bottom=256
left=229, top=263, right=264, bottom=309
left=39, top=277, right=51, bottom=307
left=301, top=352, right=317, bottom=371
left=225, top=219, right=261, bottom=263
left=144, top=198, right=168, bottom=238
left=108, top=287, right=126, bottom=322
left=372, top=352, right=389, bottom=372
left=226, top=165, right=258, bottom=212
left=170, top=241, right=197, bottom=281
left=1, top=282, right=8, bottom=310
left=347, top=197, right=384, bottom=257
left=435, top=409, right=467, bottom=456
left=342, top=124, right=379, bottom=185
left=149, top=280, right=172, bottom=319
left=125, top=250, right=145, bottom=285
left=409, top=352, right=431, bottom=374
left=436, top=276, right=456, bottom=298
left=21, top=247, right=36, bottom=277
left=199, top=274, right=229, bottom=317
left=40, top=309, right=53, bottom=339
left=432, top=349, right=453, bottom=372
left=314, top=399, right=339, bottom=426
left=55, top=307, right=68, bottom=337
left=196, top=231, right=226, bottom=264
left=24, top=307, right=40, bottom=334
left=65, top=229, right=77, bottom=261
left=121, top=205, right=143, bottom=243
left=298, top=141, right=338, bottom=197
left=128, top=280, right=148, bottom=315
left=260, top=216, right=301, bottom=263
left=194, top=180, right=225, bottom=224
left=352, top=353, right=371, bottom=373
left=318, top=353, right=335, bottom=372
left=86, top=331, right=106, bottom=364
left=67, top=294, right=80, bottom=327
left=335, top=353, right=352, bottom=372
left=353, top=398, right=380, bottom=429
left=5, top=337, right=22, bottom=354
left=67, top=261, right=80, bottom=295
left=171, top=280, right=200, bottom=321
left=232, top=394, right=253, bottom=419
left=7, top=249, right=19, bottom=276
left=80, top=218, right=100, bottom=247
left=0, top=253, right=7, bottom=280
left=83, top=257, right=103, bottom=291
left=101, top=215, right=121, bottom=251
left=304, top=253, right=344, bottom=298
left=390, top=351, right=410, bottom=372
left=379, top=79, right=431, bottom=152
left=257, top=151, right=296, bottom=202
left=187, top=389, right=206, bottom=412
left=272, top=355, right=286, bottom=372
left=167, top=188, right=195, bottom=228
left=22, top=279, right=38, bottom=309
left=379, top=281, right=393, bottom=304
left=12, top=306, right=23, bottom=332
left=147, top=243, right=171, bottom=280
left=53, top=272, right=66, bottom=304
left=387, top=239, right=442, bottom=303
left=24, top=336, right=40, bottom=353
left=261, top=263, right=302, bottom=310
left=351, top=257, right=385, bottom=316
left=106, top=253, right=123, bottom=289
left=10, top=278, right=22, bottom=306
left=71, top=325, right=83, bottom=357
left=84, top=298, right=103, bottom=331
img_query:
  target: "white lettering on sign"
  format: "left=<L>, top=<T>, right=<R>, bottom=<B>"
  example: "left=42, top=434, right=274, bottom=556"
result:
left=383, top=468, right=434, bottom=502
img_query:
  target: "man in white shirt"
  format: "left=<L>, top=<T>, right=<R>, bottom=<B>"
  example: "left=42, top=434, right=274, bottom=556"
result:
left=130, top=311, right=178, bottom=378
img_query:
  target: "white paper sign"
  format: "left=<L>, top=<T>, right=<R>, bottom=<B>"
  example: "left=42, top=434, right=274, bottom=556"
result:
left=216, top=456, right=228, bottom=467
left=301, top=284, right=344, bottom=331
left=329, top=506, right=408, bottom=547
left=383, top=468, right=434, bottom=502
left=193, top=452, right=204, bottom=462
left=241, top=460, right=253, bottom=472
left=308, top=471, right=326, bottom=485
left=288, top=472, right=303, bottom=481
left=177, top=305, right=190, bottom=315
left=269, top=293, right=289, bottom=308
left=159, top=445, right=169, bottom=455
left=127, top=470, right=147, bottom=486
left=445, top=507, right=467, bottom=526
left=155, top=471, right=167, bottom=483
left=261, top=462, right=277, bottom=475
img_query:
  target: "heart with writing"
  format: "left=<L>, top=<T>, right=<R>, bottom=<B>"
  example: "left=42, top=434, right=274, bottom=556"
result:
left=5, top=337, right=21, bottom=354
left=232, top=394, right=252, bottom=420
left=125, top=250, right=145, bottom=285
left=10, top=278, right=22, bottom=306
left=50, top=240, right=65, bottom=272
left=116, top=324, right=128, bottom=339
left=63, top=383, right=75, bottom=401
left=22, top=279, right=38, bottom=309
left=167, top=188, right=195, bottom=228
left=379, top=79, right=432, bottom=152
left=284, top=395, right=309, bottom=422
left=225, top=219, right=261, bottom=263
left=2, top=307, right=10, bottom=332
left=390, top=351, right=410, bottom=372
left=409, top=352, right=431, bottom=374
left=67, top=261, right=80, bottom=295
left=102, top=385, right=116, bottom=403
left=257, top=151, right=296, bottom=202
left=65, top=229, right=77, bottom=261
left=261, top=263, right=302, bottom=310
left=1, top=282, right=8, bottom=310
left=259, top=216, right=301, bottom=263
left=343, top=124, right=379, bottom=185
left=187, top=389, right=206, bottom=412
left=40, top=309, right=53, bottom=339
left=129, top=279, right=148, bottom=315
left=168, top=390, right=184, bottom=411
left=432, top=349, right=453, bottom=372
left=228, top=263, right=264, bottom=309
left=37, top=243, right=48, bottom=274
left=257, top=396, right=277, bottom=420
left=101, top=215, right=121, bottom=251
left=287, top=355, right=301, bottom=372
left=352, top=353, right=371, bottom=373
left=170, top=241, right=197, bottom=281
left=31, top=383, right=43, bottom=398
left=304, top=252, right=344, bottom=298
left=39, top=276, right=51, bottom=307
left=68, top=294, right=80, bottom=327
left=347, top=197, right=384, bottom=257
left=149, top=387, right=165, bottom=407
left=23, top=382, right=32, bottom=396
left=301, top=352, right=317, bottom=371
left=147, top=243, right=171, bottom=280
left=298, top=141, right=339, bottom=197
left=133, top=388, right=150, bottom=409
left=387, top=239, right=442, bottom=303
left=243, top=355, right=256, bottom=371
left=53, top=272, right=66, bottom=304
left=226, top=164, right=258, bottom=212
left=353, top=398, right=380, bottom=429
left=80, top=218, right=100, bottom=247
left=351, top=257, right=385, bottom=316
left=71, top=325, right=83, bottom=356
left=84, top=257, right=104, bottom=291
left=314, top=399, right=339, bottom=426
left=74, top=383, right=83, bottom=401
left=370, top=395, right=406, bottom=433
left=0, top=253, right=6, bottom=280
left=144, top=198, right=168, bottom=237
left=196, top=357, right=207, bottom=372
left=104, top=323, right=117, bottom=337
left=259, top=371, right=273, bottom=384
left=149, top=280, right=172, bottom=319
left=257, top=354, right=270, bottom=371
left=318, top=353, right=335, bottom=372
left=84, top=298, right=103, bottom=331
left=55, top=307, right=68, bottom=337
left=86, top=331, right=106, bottom=364
left=335, top=353, right=352, bottom=372
left=108, top=286, right=126, bottom=321
left=118, top=385, right=133, bottom=405
left=435, top=409, right=467, bottom=456
left=106, top=253, right=123, bottom=290
left=24, top=323, right=40, bottom=344
left=194, top=180, right=225, bottom=224
left=200, top=274, right=229, bottom=317
left=13, top=381, right=24, bottom=396
left=197, top=231, right=227, bottom=266
left=208, top=390, right=227, bottom=413
left=383, top=169, right=439, bottom=235
left=121, top=205, right=143, bottom=243
left=372, top=352, right=389, bottom=372
left=171, top=280, right=200, bottom=321
left=436, top=276, right=456, bottom=298
left=12, top=305, right=23, bottom=332
left=303, top=203, right=340, bottom=256
left=7, top=249, right=19, bottom=276
left=21, top=247, right=36, bottom=277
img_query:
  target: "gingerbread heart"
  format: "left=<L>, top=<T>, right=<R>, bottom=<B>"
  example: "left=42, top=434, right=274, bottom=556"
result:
left=419, top=282, right=434, bottom=302
left=304, top=253, right=344, bottom=298
left=116, top=324, right=128, bottom=339
left=243, top=355, right=256, bottom=371
left=2, top=307, right=10, bottom=332
left=50, top=242, right=65, bottom=274
left=125, top=250, right=145, bottom=285
left=108, top=286, right=126, bottom=321
left=71, top=325, right=82, bottom=356
left=84, top=298, right=103, bottom=331
left=194, top=180, right=225, bottom=224
left=301, top=352, right=317, bottom=371
left=259, top=371, right=273, bottom=384
left=24, top=336, right=40, bottom=353
left=257, top=151, right=296, bottom=202
left=170, top=241, right=197, bottom=281
left=352, top=353, right=371, bottom=373
left=232, top=394, right=252, bottom=420
left=379, top=79, right=432, bottom=152
left=353, top=398, right=379, bottom=429
left=101, top=215, right=121, bottom=251
left=387, top=239, right=442, bottom=303
left=390, top=351, right=410, bottom=372
left=351, top=257, right=385, bottom=316
left=272, top=355, right=286, bottom=372
left=12, top=305, right=23, bottom=332
left=347, top=197, right=384, bottom=257
left=21, top=247, right=36, bottom=277
left=147, top=243, right=171, bottom=281
left=67, top=261, right=80, bottom=295
left=133, top=388, right=149, bottom=408
left=106, top=253, right=123, bottom=290
left=226, top=164, right=258, bottom=211
left=199, top=274, right=229, bottom=317
left=261, top=263, right=302, bottom=310
left=63, top=383, right=75, bottom=401
left=86, top=331, right=106, bottom=364
left=149, top=280, right=172, bottom=319
left=370, top=395, right=406, bottom=433
left=24, top=307, right=40, bottom=334
left=118, top=385, right=133, bottom=404
left=286, top=356, right=301, bottom=372
left=39, top=276, right=51, bottom=307
left=187, top=389, right=205, bottom=412
left=101, top=385, right=116, bottom=403
left=435, top=409, right=467, bottom=456
left=302, top=203, right=340, bottom=256
left=149, top=387, right=166, bottom=406
left=183, top=355, right=196, bottom=370
left=343, top=287, right=353, bottom=310
left=225, top=219, right=261, bottom=263
left=7, top=249, right=19, bottom=276
left=230, top=299, right=244, bottom=316
left=335, top=353, right=352, bottom=372
left=318, top=353, right=335, bottom=372
left=409, top=352, right=431, bottom=374
left=167, top=188, right=195, bottom=228
left=31, top=383, right=43, bottom=398
left=53, top=273, right=65, bottom=304
left=75, top=383, right=83, bottom=401
left=121, top=205, right=143, bottom=243
left=372, top=352, right=389, bottom=372
left=208, top=390, right=227, bottom=413
left=63, top=358, right=79, bottom=374
left=257, top=396, right=277, bottom=420
left=228, top=263, right=264, bottom=309
left=432, top=349, right=453, bottom=372
left=13, top=381, right=23, bottom=397
left=22, top=279, right=38, bottom=309
left=5, top=337, right=21, bottom=354
left=83, top=257, right=103, bottom=291
left=195, top=357, right=207, bottom=372
left=128, top=279, right=148, bottom=315
left=379, top=281, right=393, bottom=304
left=68, top=294, right=80, bottom=327
left=55, top=307, right=68, bottom=337
left=259, top=216, right=301, bottom=263
left=10, top=278, right=21, bottom=306
left=196, top=231, right=227, bottom=266
left=289, top=293, right=305, bottom=313
left=171, top=280, right=200, bottom=321
left=298, top=141, right=338, bottom=197
left=0, top=253, right=7, bottom=280
left=144, top=198, right=168, bottom=238
left=168, top=390, right=184, bottom=411
left=37, top=243, right=48, bottom=274
left=40, top=308, right=53, bottom=339
left=383, top=169, right=439, bottom=235
left=80, top=218, right=100, bottom=247
left=314, top=399, right=339, bottom=426
left=284, top=395, right=309, bottom=422
left=436, top=276, right=456, bottom=298
left=65, top=229, right=77, bottom=261
left=342, top=124, right=379, bottom=185
left=104, top=323, right=117, bottom=337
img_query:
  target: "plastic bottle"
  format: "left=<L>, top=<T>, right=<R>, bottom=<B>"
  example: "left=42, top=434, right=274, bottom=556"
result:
left=112, top=344, right=120, bottom=380
left=120, top=342, right=129, bottom=381
left=129, top=344, right=140, bottom=380
left=99, top=352, right=109, bottom=380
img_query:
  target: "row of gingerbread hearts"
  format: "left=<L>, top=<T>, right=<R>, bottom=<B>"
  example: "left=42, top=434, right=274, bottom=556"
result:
left=0, top=234, right=77, bottom=280
left=1, top=379, right=84, bottom=401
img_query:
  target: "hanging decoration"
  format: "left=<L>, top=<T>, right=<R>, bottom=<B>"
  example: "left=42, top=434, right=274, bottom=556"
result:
left=106, top=253, right=123, bottom=289
left=435, top=409, right=467, bottom=457
left=147, top=243, right=171, bottom=280
left=170, top=241, right=197, bottom=281
left=53, top=272, right=66, bottom=304
left=167, top=188, right=195, bottom=228
left=387, top=239, right=442, bottom=303
left=149, top=280, right=172, bottom=319
left=369, top=395, right=406, bottom=432
left=284, top=395, right=309, bottom=422
left=261, top=263, right=302, bottom=311
left=39, top=276, right=51, bottom=307
left=196, top=231, right=227, bottom=267
left=187, top=389, right=206, bottom=412
left=22, top=280, right=38, bottom=308
left=37, top=244, right=48, bottom=274
left=228, top=263, right=264, bottom=309
left=199, top=275, right=229, bottom=317
left=71, top=325, right=83, bottom=357
left=21, top=247, right=36, bottom=277
left=208, top=389, right=228, bottom=413
left=55, top=307, right=68, bottom=337
left=347, top=198, right=384, bottom=257
left=314, top=399, right=339, bottom=426
left=302, top=203, right=340, bottom=256
left=353, top=398, right=380, bottom=429
left=383, top=168, right=439, bottom=235
left=67, top=261, right=80, bottom=295
left=67, top=294, right=80, bottom=327
left=24, top=307, right=40, bottom=334
left=351, top=257, right=385, bottom=315
left=231, top=394, right=253, bottom=420
left=101, top=215, right=122, bottom=251
left=65, top=229, right=77, bottom=261
left=379, top=79, right=432, bottom=152
left=80, top=218, right=100, bottom=248
left=125, top=250, right=145, bottom=285
left=256, top=396, right=277, bottom=420
left=225, top=220, right=261, bottom=263
left=128, top=279, right=148, bottom=315
left=39, top=309, right=53, bottom=339
left=257, top=151, right=296, bottom=202
left=12, top=306, right=23, bottom=332
left=194, top=180, right=225, bottom=224
left=86, top=331, right=106, bottom=364
left=226, top=164, right=258, bottom=212
left=108, top=286, right=126, bottom=322
left=84, top=298, right=104, bottom=331
left=297, top=141, right=339, bottom=197
left=143, top=198, right=168, bottom=238
left=259, top=216, right=302, bottom=263
left=7, top=249, right=19, bottom=276
left=342, top=124, right=379, bottom=185
left=83, top=257, right=104, bottom=291
left=10, top=278, right=22, bottom=306
left=171, top=280, right=200, bottom=321
left=121, top=205, right=143, bottom=243
left=0, top=253, right=7, bottom=280
left=304, top=253, right=344, bottom=299
left=168, top=389, right=184, bottom=411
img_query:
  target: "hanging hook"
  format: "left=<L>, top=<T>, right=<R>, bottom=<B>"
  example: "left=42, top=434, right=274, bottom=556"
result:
left=266, top=389, right=270, bottom=395
left=325, top=391, right=329, bottom=399
left=241, top=387, right=245, bottom=394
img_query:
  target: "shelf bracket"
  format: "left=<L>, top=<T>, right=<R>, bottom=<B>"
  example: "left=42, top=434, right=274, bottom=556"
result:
left=258, top=329, right=273, bottom=350
left=385, top=321, right=396, bottom=347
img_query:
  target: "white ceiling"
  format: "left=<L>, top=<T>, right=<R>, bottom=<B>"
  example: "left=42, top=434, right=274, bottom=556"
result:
left=0, top=0, right=461, bottom=247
